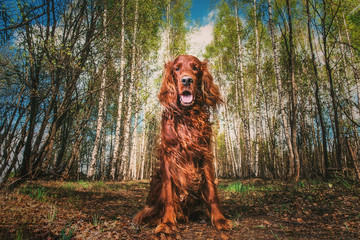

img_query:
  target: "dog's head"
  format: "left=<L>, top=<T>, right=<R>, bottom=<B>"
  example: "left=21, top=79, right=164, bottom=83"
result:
left=159, top=55, right=222, bottom=110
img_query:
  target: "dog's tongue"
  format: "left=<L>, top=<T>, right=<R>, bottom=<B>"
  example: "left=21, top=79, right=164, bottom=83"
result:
left=180, top=94, right=193, bottom=104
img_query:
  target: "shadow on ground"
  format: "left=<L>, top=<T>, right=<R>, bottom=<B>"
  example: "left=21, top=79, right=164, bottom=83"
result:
left=0, top=179, right=359, bottom=239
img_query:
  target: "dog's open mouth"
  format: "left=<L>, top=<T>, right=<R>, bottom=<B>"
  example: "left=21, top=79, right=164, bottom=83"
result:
left=179, top=91, right=194, bottom=106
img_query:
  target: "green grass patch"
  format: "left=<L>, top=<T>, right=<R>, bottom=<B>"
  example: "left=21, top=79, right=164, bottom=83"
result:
left=16, top=229, right=23, bottom=240
left=60, top=224, right=75, bottom=240
left=61, top=180, right=107, bottom=191
left=92, top=181, right=106, bottom=190
left=219, top=182, right=255, bottom=194
left=77, top=180, right=90, bottom=189
left=62, top=182, right=76, bottom=191
left=19, top=184, right=48, bottom=202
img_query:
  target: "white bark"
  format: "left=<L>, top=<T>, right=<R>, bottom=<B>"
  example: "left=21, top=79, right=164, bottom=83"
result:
left=224, top=105, right=236, bottom=177
left=253, top=0, right=260, bottom=177
left=267, top=0, right=294, bottom=175
left=88, top=9, right=108, bottom=179
left=139, top=120, right=148, bottom=180
left=87, top=68, right=106, bottom=179
left=129, top=86, right=140, bottom=179
left=235, top=2, right=252, bottom=177
left=110, top=0, right=125, bottom=179
left=100, top=129, right=106, bottom=180
left=165, top=0, right=171, bottom=62
left=139, top=76, right=149, bottom=180
left=119, top=0, right=139, bottom=180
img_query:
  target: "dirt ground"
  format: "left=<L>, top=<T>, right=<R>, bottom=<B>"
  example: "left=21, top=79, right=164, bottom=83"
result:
left=0, top=179, right=359, bottom=239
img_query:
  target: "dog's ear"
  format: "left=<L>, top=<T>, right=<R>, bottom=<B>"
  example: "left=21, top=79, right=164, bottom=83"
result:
left=159, top=61, right=177, bottom=109
left=201, top=60, right=222, bottom=107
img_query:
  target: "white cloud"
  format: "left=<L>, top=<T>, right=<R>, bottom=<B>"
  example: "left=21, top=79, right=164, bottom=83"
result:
left=204, top=9, right=219, bottom=24
left=187, top=23, right=214, bottom=58
left=187, top=8, right=218, bottom=58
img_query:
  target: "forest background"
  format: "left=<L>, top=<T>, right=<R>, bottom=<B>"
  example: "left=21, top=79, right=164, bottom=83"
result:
left=0, top=0, right=360, bottom=186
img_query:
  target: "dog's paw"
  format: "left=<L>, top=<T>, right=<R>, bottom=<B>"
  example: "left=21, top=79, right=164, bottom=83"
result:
left=214, top=218, right=232, bottom=231
left=155, top=222, right=178, bottom=234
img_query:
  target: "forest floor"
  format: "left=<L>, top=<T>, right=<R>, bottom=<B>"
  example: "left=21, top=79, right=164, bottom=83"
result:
left=0, top=178, right=359, bottom=240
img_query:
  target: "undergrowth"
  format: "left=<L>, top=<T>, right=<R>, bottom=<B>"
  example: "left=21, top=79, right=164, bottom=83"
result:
left=19, top=184, right=48, bottom=202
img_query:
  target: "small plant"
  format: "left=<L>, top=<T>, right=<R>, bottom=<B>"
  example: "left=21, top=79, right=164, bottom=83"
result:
left=20, top=184, right=48, bottom=202
left=92, top=213, right=101, bottom=226
left=47, top=204, right=57, bottom=222
left=16, top=229, right=23, bottom=240
left=335, top=175, right=352, bottom=189
left=270, top=230, right=281, bottom=240
left=60, top=224, right=75, bottom=240
left=298, top=181, right=306, bottom=188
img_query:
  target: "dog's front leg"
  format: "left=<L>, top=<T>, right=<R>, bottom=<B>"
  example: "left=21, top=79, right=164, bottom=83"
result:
left=155, top=158, right=177, bottom=234
left=203, top=165, right=232, bottom=231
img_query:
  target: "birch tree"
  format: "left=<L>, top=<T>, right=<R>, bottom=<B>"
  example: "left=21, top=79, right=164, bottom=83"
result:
left=267, top=0, right=294, bottom=177
left=87, top=8, right=109, bottom=179
left=253, top=0, right=261, bottom=177
left=305, top=0, right=329, bottom=178
left=234, top=1, right=252, bottom=177
left=118, top=0, right=139, bottom=180
left=110, top=0, right=126, bottom=180
left=319, top=0, right=342, bottom=171
left=87, top=67, right=107, bottom=179
left=286, top=0, right=300, bottom=181
left=163, top=0, right=191, bottom=61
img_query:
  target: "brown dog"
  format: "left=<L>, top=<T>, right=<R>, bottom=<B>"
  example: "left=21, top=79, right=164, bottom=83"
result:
left=134, top=55, right=231, bottom=234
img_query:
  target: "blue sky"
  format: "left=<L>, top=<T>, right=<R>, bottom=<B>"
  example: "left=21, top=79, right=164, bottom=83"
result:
left=187, top=0, right=218, bottom=57
left=190, top=0, right=217, bottom=25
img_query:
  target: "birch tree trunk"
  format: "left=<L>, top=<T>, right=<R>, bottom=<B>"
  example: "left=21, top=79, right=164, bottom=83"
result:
left=321, top=0, right=342, bottom=171
left=139, top=75, right=149, bottom=180
left=233, top=55, right=242, bottom=177
left=88, top=8, right=109, bottom=179
left=306, top=0, right=329, bottom=178
left=231, top=113, right=242, bottom=176
left=165, top=0, right=171, bottom=62
left=267, top=0, right=294, bottom=179
left=224, top=104, right=236, bottom=177
left=87, top=67, right=107, bottom=179
left=110, top=0, right=125, bottom=180
left=100, top=128, right=106, bottom=180
left=129, top=86, right=140, bottom=180
left=233, top=113, right=242, bottom=177
left=253, top=0, right=260, bottom=177
left=118, top=0, right=139, bottom=180
left=235, top=2, right=252, bottom=178
left=139, top=121, right=148, bottom=180
left=286, top=0, right=300, bottom=182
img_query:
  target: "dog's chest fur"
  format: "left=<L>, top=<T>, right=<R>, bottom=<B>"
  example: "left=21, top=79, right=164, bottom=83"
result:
left=171, top=114, right=212, bottom=205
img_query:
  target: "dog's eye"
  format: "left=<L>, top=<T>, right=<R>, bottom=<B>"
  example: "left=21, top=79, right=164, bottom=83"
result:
left=193, top=66, right=198, bottom=71
left=175, top=67, right=180, bottom=71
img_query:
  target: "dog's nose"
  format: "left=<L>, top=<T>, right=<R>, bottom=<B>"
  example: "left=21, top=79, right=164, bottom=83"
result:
left=181, top=76, right=193, bottom=86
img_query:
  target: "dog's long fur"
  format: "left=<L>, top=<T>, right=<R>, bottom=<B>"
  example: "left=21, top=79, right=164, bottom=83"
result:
left=134, top=55, right=231, bottom=233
